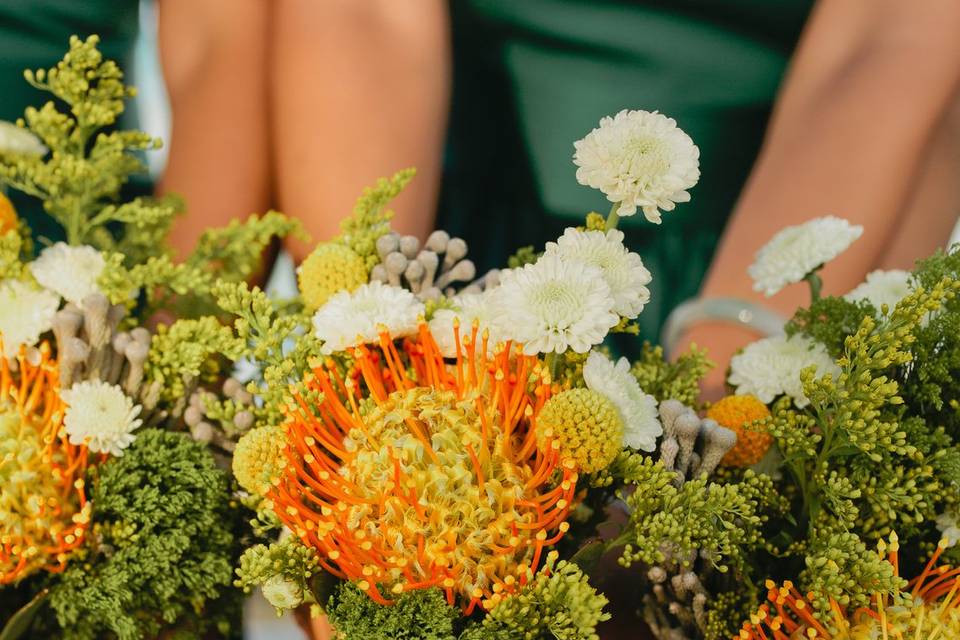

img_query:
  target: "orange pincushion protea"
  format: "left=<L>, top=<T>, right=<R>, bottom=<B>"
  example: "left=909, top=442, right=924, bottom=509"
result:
left=0, top=343, right=91, bottom=584
left=707, top=395, right=773, bottom=467
left=0, top=192, right=17, bottom=234
left=736, top=534, right=960, bottom=640
left=269, top=321, right=577, bottom=613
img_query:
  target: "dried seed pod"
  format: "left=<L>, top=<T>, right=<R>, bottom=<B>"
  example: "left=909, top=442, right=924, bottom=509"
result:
left=436, top=259, right=476, bottom=290
left=425, top=230, right=449, bottom=253
left=376, top=232, right=400, bottom=259
left=384, top=252, right=408, bottom=287
left=370, top=263, right=388, bottom=284
left=398, top=235, right=420, bottom=259
left=443, top=237, right=468, bottom=270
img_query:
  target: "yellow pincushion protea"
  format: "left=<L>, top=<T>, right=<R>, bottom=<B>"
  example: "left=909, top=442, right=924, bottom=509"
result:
left=268, top=321, right=578, bottom=613
left=736, top=534, right=960, bottom=640
left=233, top=424, right=286, bottom=496
left=537, top=388, right=623, bottom=473
left=0, top=343, right=91, bottom=584
left=707, top=395, right=772, bottom=467
left=297, top=242, right=369, bottom=311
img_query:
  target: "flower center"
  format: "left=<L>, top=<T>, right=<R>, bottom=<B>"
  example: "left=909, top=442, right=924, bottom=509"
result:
left=530, top=281, right=583, bottom=322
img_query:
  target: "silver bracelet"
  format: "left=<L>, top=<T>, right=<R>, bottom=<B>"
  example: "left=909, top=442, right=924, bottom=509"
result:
left=660, top=297, right=786, bottom=358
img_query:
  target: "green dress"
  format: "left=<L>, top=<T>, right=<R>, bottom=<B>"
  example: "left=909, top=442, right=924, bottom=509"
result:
left=0, top=0, right=141, bottom=243
left=437, top=0, right=813, bottom=346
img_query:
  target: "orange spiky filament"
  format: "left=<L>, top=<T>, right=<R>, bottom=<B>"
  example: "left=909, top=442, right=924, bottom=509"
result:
left=736, top=534, right=960, bottom=640
left=0, top=343, right=91, bottom=584
left=271, top=321, right=577, bottom=613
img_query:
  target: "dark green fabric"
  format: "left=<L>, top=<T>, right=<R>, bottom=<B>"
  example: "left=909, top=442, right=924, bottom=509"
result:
left=0, top=0, right=142, bottom=243
left=437, top=0, right=813, bottom=346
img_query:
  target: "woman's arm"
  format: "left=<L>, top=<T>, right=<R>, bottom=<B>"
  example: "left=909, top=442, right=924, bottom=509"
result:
left=685, top=0, right=960, bottom=387
left=270, top=0, right=450, bottom=260
left=157, top=0, right=272, bottom=258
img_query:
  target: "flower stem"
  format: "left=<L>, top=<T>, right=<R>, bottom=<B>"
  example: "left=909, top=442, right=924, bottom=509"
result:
left=804, top=271, right=823, bottom=303
left=604, top=203, right=620, bottom=231
left=544, top=352, right=561, bottom=380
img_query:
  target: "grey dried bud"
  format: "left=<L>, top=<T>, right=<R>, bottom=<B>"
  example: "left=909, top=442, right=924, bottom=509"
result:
left=370, top=264, right=388, bottom=283
left=399, top=235, right=420, bottom=259
left=443, top=237, right=468, bottom=269
left=233, top=410, right=255, bottom=431
left=425, top=230, right=450, bottom=253
left=191, top=421, right=215, bottom=443
left=184, top=405, right=204, bottom=428
left=436, top=259, right=476, bottom=289
left=223, top=377, right=243, bottom=398
left=376, top=233, right=399, bottom=259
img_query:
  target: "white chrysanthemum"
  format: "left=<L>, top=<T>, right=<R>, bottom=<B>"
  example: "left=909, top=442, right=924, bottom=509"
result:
left=30, top=242, right=105, bottom=306
left=936, top=510, right=960, bottom=548
left=0, top=279, right=60, bottom=357
left=583, top=350, right=661, bottom=451
left=544, top=227, right=652, bottom=318
left=428, top=291, right=501, bottom=358
left=0, top=121, right=46, bottom=157
left=748, top=216, right=863, bottom=296
left=313, top=281, right=424, bottom=354
left=573, top=109, right=700, bottom=223
left=844, top=269, right=911, bottom=313
left=491, top=255, right=618, bottom=355
left=61, top=380, right=143, bottom=456
left=728, top=334, right=840, bottom=408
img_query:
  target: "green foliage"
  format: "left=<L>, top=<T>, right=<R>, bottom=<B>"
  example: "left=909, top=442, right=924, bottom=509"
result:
left=99, top=252, right=214, bottom=306
left=214, top=281, right=320, bottom=424
left=235, top=537, right=321, bottom=612
left=145, top=316, right=244, bottom=403
left=48, top=429, right=243, bottom=640
left=630, top=342, right=713, bottom=407
left=507, top=245, right=539, bottom=269
left=773, top=281, right=957, bottom=538
left=902, top=248, right=960, bottom=439
left=0, top=36, right=174, bottom=248
left=326, top=583, right=458, bottom=640
left=465, top=559, right=610, bottom=640
left=185, top=210, right=304, bottom=283
left=786, top=295, right=875, bottom=359
left=799, top=530, right=905, bottom=616
left=339, top=168, right=414, bottom=270
left=0, top=229, right=27, bottom=280
left=617, top=459, right=778, bottom=574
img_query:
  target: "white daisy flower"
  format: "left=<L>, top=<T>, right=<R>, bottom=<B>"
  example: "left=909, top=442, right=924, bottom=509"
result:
left=748, top=216, right=863, bottom=297
left=491, top=255, right=618, bottom=355
left=313, top=281, right=424, bottom=354
left=428, top=291, right=501, bottom=358
left=936, top=510, right=960, bottom=548
left=844, top=269, right=911, bottom=313
left=0, top=279, right=60, bottom=357
left=0, top=121, right=47, bottom=157
left=61, top=380, right=143, bottom=456
left=583, top=350, right=661, bottom=451
left=30, top=242, right=105, bottom=306
left=728, top=334, right=840, bottom=408
left=573, top=109, right=700, bottom=223
left=544, top=227, right=652, bottom=318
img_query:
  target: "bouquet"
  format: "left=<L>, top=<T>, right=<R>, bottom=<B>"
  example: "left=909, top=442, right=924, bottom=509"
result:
left=2, top=35, right=959, bottom=640
left=0, top=36, right=301, bottom=639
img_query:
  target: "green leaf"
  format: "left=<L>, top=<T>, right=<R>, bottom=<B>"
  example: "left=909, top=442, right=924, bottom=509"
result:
left=0, top=589, right=49, bottom=640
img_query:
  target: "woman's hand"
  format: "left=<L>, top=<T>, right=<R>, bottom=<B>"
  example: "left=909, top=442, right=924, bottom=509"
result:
left=683, top=0, right=960, bottom=367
